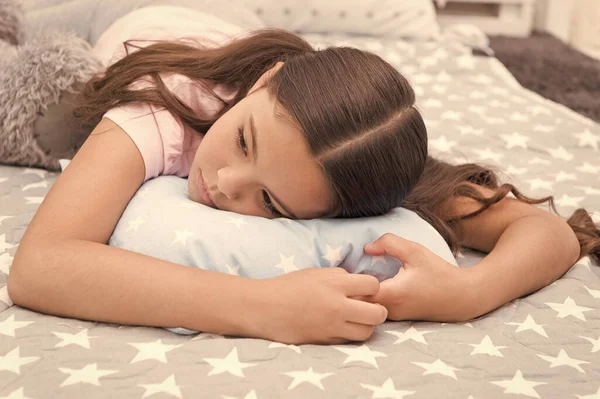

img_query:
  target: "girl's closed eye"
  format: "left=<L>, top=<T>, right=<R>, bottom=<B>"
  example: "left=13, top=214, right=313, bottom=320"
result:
left=235, top=126, right=279, bottom=216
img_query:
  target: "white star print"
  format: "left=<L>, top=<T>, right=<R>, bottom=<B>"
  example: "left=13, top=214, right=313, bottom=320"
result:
left=0, top=286, right=11, bottom=307
left=509, top=112, right=530, bottom=122
left=577, top=162, right=600, bottom=174
left=546, top=296, right=593, bottom=321
left=0, top=387, right=34, bottom=399
left=53, top=329, right=96, bottom=349
left=473, top=148, right=504, bottom=163
left=430, top=135, right=457, bottom=153
left=129, top=339, right=182, bottom=364
left=322, top=245, right=343, bottom=267
left=527, top=105, right=551, bottom=115
left=360, top=377, right=416, bottom=398
left=126, top=216, right=146, bottom=232
left=225, top=216, right=248, bottom=229
left=224, top=263, right=241, bottom=275
left=204, top=347, right=257, bottom=378
left=24, top=197, right=44, bottom=204
left=268, top=342, right=302, bottom=354
left=412, top=358, right=460, bottom=380
left=334, top=344, right=387, bottom=369
left=21, top=180, right=48, bottom=191
left=139, top=374, right=182, bottom=399
left=0, top=314, right=33, bottom=337
left=281, top=367, right=334, bottom=390
left=583, top=285, right=600, bottom=299
left=22, top=168, right=47, bottom=178
left=441, top=110, right=462, bottom=121
left=469, top=90, right=488, bottom=99
left=371, top=255, right=388, bottom=266
left=0, top=215, right=14, bottom=227
left=274, top=253, right=299, bottom=273
left=556, top=194, right=584, bottom=208
left=467, top=335, right=506, bottom=357
left=506, top=165, right=528, bottom=176
left=555, top=171, right=577, bottom=181
left=0, top=251, right=13, bottom=274
left=481, top=116, right=506, bottom=124
left=575, top=128, right=600, bottom=150
left=470, top=73, right=493, bottom=84
left=576, top=186, right=600, bottom=195
left=459, top=126, right=483, bottom=136
left=490, top=99, right=509, bottom=108
left=527, top=178, right=554, bottom=191
left=532, top=124, right=555, bottom=133
left=0, top=347, right=40, bottom=374
left=491, top=370, right=546, bottom=398
left=505, top=314, right=548, bottom=337
left=222, top=390, right=258, bottom=399
left=0, top=234, right=15, bottom=253
left=387, top=326, right=434, bottom=344
left=538, top=348, right=589, bottom=373
left=172, top=228, right=193, bottom=245
left=501, top=132, right=531, bottom=149
left=59, top=363, right=118, bottom=387
left=580, top=335, right=600, bottom=353
left=576, top=385, right=600, bottom=399
left=548, top=146, right=573, bottom=161
left=456, top=54, right=475, bottom=69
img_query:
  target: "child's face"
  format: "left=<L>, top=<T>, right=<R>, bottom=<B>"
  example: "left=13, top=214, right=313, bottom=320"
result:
left=188, top=87, right=336, bottom=219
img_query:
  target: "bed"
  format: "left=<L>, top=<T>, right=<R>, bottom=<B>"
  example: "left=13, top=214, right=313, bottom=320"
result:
left=2, top=7, right=600, bottom=399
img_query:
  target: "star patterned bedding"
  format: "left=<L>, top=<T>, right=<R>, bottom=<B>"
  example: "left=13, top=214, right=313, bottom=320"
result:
left=1, top=33, right=600, bottom=399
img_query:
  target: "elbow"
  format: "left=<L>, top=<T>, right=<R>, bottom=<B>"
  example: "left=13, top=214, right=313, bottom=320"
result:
left=7, top=255, right=33, bottom=308
left=7, top=245, right=46, bottom=309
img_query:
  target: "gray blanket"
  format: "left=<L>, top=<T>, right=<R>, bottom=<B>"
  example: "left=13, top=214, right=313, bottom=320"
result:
left=1, top=33, right=599, bottom=399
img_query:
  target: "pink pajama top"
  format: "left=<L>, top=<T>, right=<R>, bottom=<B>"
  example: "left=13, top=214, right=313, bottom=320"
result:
left=92, top=6, right=243, bottom=182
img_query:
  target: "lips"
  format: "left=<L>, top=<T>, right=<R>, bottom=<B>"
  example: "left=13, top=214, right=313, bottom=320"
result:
left=198, top=172, right=216, bottom=208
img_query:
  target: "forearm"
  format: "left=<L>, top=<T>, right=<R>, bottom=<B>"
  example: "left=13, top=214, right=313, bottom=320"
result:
left=9, top=239, right=261, bottom=336
left=465, top=214, right=580, bottom=319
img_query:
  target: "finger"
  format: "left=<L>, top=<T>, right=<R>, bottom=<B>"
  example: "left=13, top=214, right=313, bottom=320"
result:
left=341, top=321, right=377, bottom=342
left=342, top=273, right=380, bottom=297
left=343, top=298, right=388, bottom=325
left=364, top=233, right=423, bottom=264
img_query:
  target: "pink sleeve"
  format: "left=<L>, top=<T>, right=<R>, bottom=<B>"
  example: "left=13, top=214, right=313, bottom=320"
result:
left=103, top=101, right=180, bottom=182
left=103, top=74, right=235, bottom=182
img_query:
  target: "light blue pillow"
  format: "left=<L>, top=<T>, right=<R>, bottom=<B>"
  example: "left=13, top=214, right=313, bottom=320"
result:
left=108, top=176, right=457, bottom=334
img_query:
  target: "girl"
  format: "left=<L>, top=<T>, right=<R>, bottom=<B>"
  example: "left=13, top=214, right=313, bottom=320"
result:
left=7, top=10, right=600, bottom=345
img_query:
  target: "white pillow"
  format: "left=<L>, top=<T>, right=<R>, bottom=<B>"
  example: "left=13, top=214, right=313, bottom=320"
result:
left=235, top=0, right=441, bottom=39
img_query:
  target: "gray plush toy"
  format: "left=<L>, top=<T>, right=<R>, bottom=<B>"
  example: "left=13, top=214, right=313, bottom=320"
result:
left=0, top=0, right=102, bottom=170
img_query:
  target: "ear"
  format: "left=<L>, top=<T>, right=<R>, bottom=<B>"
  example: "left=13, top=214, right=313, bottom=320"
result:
left=247, top=62, right=285, bottom=96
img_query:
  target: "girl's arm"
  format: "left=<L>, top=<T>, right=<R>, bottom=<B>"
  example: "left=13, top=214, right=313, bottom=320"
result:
left=8, top=118, right=385, bottom=344
left=451, top=184, right=581, bottom=320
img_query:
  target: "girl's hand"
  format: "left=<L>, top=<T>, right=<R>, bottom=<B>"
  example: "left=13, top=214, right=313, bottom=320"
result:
left=255, top=267, right=389, bottom=345
left=361, top=233, right=475, bottom=323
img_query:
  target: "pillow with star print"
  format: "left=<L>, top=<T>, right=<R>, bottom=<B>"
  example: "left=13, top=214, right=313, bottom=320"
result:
left=108, top=176, right=457, bottom=334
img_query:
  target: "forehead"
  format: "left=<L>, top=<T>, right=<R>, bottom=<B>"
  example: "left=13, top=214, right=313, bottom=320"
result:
left=249, top=90, right=336, bottom=219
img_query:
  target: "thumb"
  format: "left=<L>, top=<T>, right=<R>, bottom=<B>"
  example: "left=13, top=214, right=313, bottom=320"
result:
left=364, top=233, right=420, bottom=265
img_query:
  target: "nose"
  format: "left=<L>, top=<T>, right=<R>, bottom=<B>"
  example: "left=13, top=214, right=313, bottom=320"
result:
left=216, top=166, right=254, bottom=200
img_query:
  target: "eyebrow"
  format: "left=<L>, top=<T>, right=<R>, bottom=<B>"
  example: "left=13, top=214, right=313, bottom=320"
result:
left=249, top=113, right=298, bottom=219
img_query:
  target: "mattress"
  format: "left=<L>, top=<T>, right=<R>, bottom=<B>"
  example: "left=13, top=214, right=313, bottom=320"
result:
left=1, top=33, right=599, bottom=398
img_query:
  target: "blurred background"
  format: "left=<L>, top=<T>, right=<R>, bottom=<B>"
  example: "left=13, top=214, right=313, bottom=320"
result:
left=436, top=0, right=600, bottom=122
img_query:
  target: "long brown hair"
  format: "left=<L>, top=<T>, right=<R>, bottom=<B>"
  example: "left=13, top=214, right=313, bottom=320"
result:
left=74, top=28, right=599, bottom=264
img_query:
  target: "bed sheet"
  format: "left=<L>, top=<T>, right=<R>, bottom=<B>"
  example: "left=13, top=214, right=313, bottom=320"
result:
left=1, top=33, right=599, bottom=399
